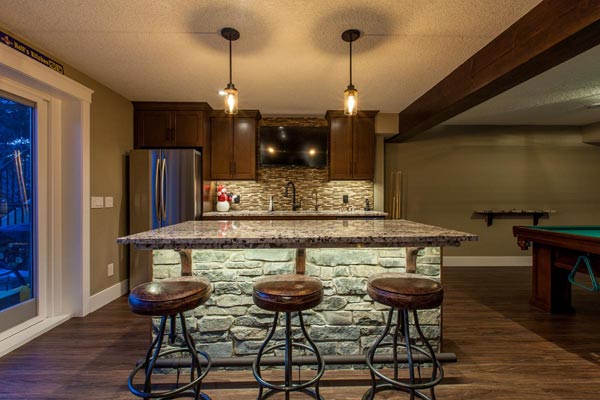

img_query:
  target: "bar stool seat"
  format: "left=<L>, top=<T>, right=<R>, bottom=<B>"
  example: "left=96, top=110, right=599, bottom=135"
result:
left=128, top=276, right=212, bottom=400
left=367, top=272, right=443, bottom=310
left=129, top=277, right=211, bottom=316
left=252, top=274, right=325, bottom=400
left=363, top=272, right=444, bottom=400
left=253, top=274, right=323, bottom=312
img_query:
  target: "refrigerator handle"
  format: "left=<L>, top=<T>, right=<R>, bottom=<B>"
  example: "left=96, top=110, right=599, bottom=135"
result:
left=161, top=156, right=167, bottom=222
left=154, top=157, right=161, bottom=222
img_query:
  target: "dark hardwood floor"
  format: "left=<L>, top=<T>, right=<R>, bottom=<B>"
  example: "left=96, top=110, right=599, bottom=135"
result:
left=1, top=266, right=599, bottom=399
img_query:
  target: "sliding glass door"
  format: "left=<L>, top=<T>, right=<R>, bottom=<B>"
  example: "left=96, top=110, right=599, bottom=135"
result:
left=0, top=92, right=36, bottom=333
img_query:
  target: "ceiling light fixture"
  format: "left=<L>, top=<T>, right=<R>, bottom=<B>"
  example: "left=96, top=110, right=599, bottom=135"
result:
left=221, top=27, right=240, bottom=114
left=342, top=29, right=361, bottom=116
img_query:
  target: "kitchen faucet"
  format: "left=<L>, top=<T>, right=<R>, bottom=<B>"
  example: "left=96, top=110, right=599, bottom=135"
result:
left=284, top=181, right=301, bottom=211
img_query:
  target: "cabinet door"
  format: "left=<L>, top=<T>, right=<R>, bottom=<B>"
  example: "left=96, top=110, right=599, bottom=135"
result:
left=210, top=117, right=234, bottom=179
left=329, top=117, right=353, bottom=179
left=202, top=115, right=211, bottom=181
left=353, top=117, right=375, bottom=180
left=232, top=118, right=256, bottom=180
left=137, top=111, right=172, bottom=147
left=173, top=111, right=203, bottom=147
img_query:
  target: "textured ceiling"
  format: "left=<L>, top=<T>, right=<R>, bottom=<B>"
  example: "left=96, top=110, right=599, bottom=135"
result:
left=448, top=44, right=600, bottom=126
left=0, top=0, right=540, bottom=114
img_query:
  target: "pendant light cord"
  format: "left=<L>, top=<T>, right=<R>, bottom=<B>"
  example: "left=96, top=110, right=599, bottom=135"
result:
left=229, top=39, right=233, bottom=85
left=349, top=41, right=353, bottom=86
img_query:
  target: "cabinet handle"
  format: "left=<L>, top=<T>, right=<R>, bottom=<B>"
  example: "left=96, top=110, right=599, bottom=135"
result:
left=165, top=128, right=170, bottom=141
left=230, top=161, right=234, bottom=175
left=233, top=162, right=236, bottom=175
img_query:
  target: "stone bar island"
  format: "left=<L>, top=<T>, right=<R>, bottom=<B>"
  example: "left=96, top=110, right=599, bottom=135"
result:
left=118, top=219, right=476, bottom=361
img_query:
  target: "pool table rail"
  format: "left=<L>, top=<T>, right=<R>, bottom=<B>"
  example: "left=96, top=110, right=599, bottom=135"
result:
left=513, top=226, right=600, bottom=255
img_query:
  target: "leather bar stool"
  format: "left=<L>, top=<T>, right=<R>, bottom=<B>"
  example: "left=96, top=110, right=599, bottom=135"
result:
left=128, top=276, right=212, bottom=400
left=252, top=274, right=325, bottom=400
left=363, top=248, right=444, bottom=400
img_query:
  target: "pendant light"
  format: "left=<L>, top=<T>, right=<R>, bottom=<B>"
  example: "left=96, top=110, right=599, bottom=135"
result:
left=221, top=27, right=240, bottom=114
left=342, top=29, right=360, bottom=116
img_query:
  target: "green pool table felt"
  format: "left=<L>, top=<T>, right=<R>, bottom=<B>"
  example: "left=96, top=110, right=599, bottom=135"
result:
left=528, top=226, right=600, bottom=238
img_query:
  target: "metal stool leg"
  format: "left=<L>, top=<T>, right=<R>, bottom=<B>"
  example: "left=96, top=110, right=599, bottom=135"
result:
left=363, top=307, right=443, bottom=400
left=413, top=310, right=440, bottom=400
left=284, top=312, right=292, bottom=400
left=180, top=313, right=203, bottom=400
left=298, top=311, right=325, bottom=399
left=253, top=312, right=279, bottom=400
left=252, top=311, right=325, bottom=400
left=364, top=307, right=396, bottom=400
left=129, top=313, right=212, bottom=399
left=144, top=316, right=167, bottom=393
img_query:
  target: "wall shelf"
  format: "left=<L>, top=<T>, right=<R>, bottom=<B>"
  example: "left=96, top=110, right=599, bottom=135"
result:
left=474, top=209, right=556, bottom=227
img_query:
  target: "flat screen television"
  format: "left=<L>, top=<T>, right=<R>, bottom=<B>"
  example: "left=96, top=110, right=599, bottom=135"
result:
left=259, top=125, right=328, bottom=168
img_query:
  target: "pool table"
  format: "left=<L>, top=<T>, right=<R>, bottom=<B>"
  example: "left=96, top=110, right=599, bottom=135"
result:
left=513, top=226, right=600, bottom=313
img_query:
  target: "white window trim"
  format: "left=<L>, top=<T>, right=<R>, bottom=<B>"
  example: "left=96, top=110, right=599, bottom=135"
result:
left=0, top=44, right=93, bottom=357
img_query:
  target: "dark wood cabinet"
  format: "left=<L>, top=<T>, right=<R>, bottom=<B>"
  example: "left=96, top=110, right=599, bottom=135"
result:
left=210, top=110, right=261, bottom=180
left=325, top=110, right=378, bottom=180
left=133, top=102, right=212, bottom=180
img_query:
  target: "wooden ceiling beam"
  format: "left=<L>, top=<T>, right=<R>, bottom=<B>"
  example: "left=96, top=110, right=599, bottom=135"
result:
left=387, top=0, right=600, bottom=143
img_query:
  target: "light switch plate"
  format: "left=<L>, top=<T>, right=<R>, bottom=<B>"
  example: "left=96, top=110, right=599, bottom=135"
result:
left=91, top=196, right=104, bottom=209
left=104, top=196, right=114, bottom=208
left=107, top=263, right=114, bottom=277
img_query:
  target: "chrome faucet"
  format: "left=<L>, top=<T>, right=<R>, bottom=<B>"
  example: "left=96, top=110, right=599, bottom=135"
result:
left=284, top=181, right=301, bottom=211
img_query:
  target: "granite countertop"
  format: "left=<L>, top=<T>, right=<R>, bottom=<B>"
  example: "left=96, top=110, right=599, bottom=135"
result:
left=118, top=219, right=477, bottom=250
left=202, top=210, right=388, bottom=218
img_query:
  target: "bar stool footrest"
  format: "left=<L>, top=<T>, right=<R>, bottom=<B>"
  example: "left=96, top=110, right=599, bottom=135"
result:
left=362, top=383, right=434, bottom=400
left=129, top=347, right=212, bottom=399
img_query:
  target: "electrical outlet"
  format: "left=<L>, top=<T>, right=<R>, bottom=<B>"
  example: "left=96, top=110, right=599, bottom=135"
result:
left=104, top=196, right=114, bottom=208
left=91, top=196, right=104, bottom=209
left=107, top=263, right=114, bottom=277
left=342, top=194, right=349, bottom=204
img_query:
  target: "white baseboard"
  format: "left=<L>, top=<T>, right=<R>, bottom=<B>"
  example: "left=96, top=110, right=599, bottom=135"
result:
left=88, top=279, right=129, bottom=314
left=443, top=256, right=532, bottom=267
left=0, top=315, right=71, bottom=358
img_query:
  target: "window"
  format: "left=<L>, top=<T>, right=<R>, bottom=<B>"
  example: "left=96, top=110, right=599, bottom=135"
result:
left=0, top=92, right=36, bottom=328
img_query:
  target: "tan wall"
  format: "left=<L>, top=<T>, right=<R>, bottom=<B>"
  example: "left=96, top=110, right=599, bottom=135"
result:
left=0, top=26, right=133, bottom=294
left=386, top=125, right=600, bottom=256
left=373, top=113, right=397, bottom=211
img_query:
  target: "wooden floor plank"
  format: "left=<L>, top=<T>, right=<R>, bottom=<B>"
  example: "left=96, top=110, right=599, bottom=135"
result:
left=0, top=266, right=599, bottom=399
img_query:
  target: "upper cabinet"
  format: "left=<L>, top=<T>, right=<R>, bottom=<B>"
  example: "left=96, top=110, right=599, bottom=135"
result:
left=133, top=102, right=213, bottom=181
left=325, top=110, right=379, bottom=180
left=210, top=110, right=261, bottom=180
left=133, top=102, right=212, bottom=148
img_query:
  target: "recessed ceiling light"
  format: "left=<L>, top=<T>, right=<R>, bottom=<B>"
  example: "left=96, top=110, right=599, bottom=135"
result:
left=218, top=90, right=226, bottom=96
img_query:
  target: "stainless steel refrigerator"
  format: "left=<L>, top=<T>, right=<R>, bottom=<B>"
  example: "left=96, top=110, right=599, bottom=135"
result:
left=128, top=149, right=202, bottom=289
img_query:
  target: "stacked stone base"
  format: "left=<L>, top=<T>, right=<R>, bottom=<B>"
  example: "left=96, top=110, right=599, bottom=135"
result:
left=152, top=247, right=441, bottom=365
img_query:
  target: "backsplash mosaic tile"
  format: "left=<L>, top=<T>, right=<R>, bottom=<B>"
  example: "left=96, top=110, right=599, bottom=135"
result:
left=218, top=167, right=373, bottom=212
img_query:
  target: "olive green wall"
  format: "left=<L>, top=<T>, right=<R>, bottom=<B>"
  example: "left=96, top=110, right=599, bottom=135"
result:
left=373, top=113, right=398, bottom=211
left=0, top=26, right=133, bottom=295
left=386, top=125, right=600, bottom=256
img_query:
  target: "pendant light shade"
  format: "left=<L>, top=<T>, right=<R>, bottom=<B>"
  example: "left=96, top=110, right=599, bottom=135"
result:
left=344, top=85, right=358, bottom=116
left=221, top=27, right=240, bottom=115
left=342, top=29, right=361, bottom=116
left=224, top=83, right=238, bottom=115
